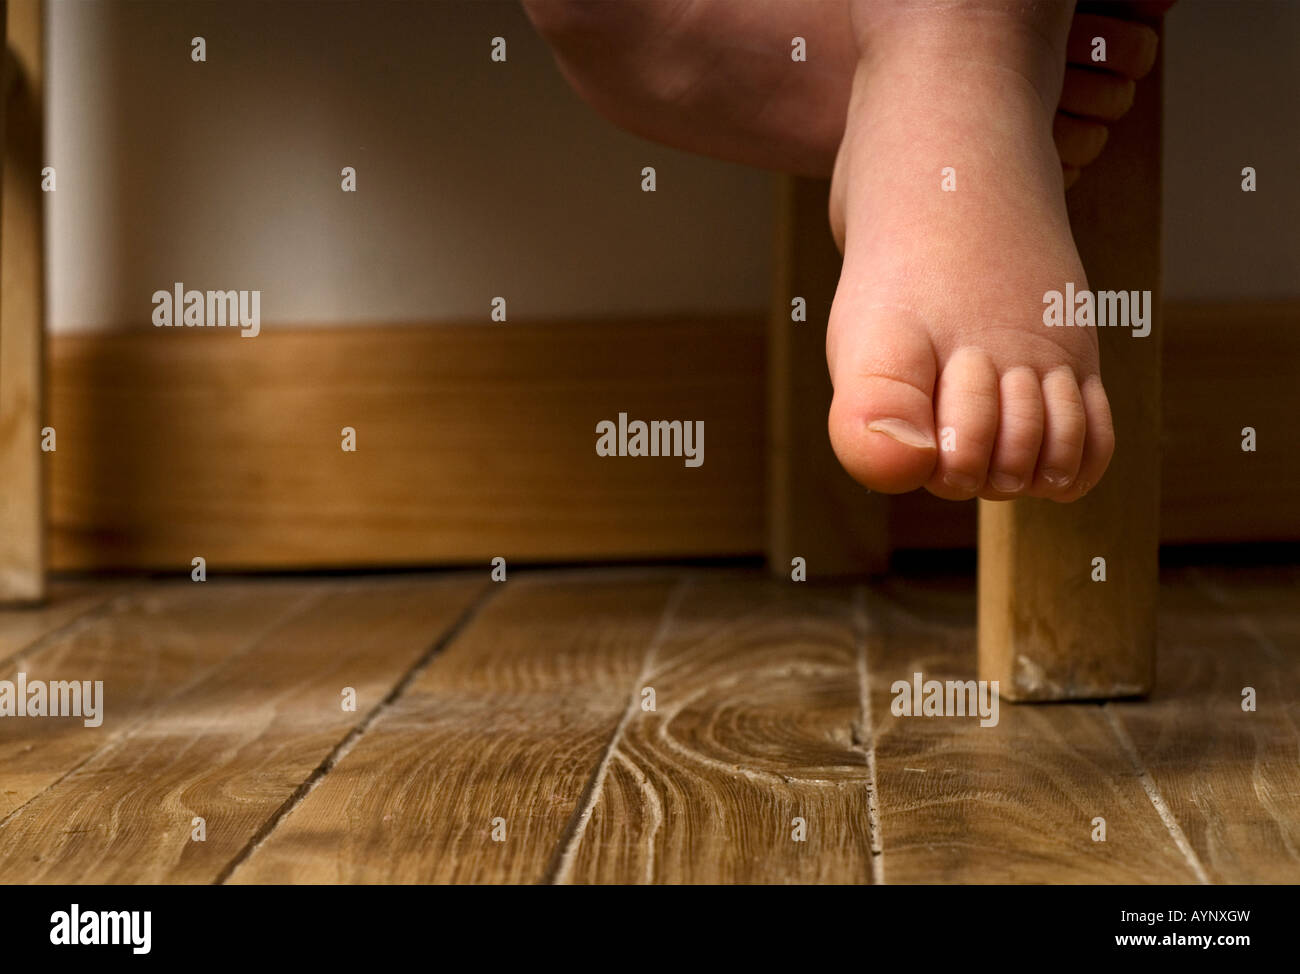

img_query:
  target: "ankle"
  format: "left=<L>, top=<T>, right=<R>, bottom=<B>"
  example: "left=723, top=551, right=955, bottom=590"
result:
left=852, top=1, right=1076, bottom=114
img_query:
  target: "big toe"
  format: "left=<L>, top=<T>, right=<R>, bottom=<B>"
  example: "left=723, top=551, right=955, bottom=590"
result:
left=826, top=310, right=939, bottom=494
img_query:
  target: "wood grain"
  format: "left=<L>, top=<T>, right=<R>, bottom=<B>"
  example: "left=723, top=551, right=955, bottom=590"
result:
left=563, top=575, right=880, bottom=883
left=0, top=581, right=126, bottom=664
left=1103, top=565, right=1300, bottom=883
left=0, top=575, right=484, bottom=883
left=0, top=0, right=39, bottom=603
left=229, top=572, right=679, bottom=884
left=5, top=0, right=35, bottom=97
left=48, top=317, right=764, bottom=571
left=1, top=567, right=1292, bottom=883
left=870, top=576, right=1201, bottom=883
left=0, top=579, right=321, bottom=823
left=978, top=26, right=1165, bottom=700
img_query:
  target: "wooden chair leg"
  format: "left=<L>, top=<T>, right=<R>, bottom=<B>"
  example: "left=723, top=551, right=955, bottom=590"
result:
left=979, top=18, right=1165, bottom=701
left=0, top=0, right=45, bottom=604
left=767, top=175, right=890, bottom=578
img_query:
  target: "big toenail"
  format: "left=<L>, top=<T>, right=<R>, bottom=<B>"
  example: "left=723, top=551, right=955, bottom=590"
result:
left=867, top=418, right=935, bottom=450
left=943, top=472, right=979, bottom=492
left=1042, top=470, right=1072, bottom=488
left=990, top=473, right=1024, bottom=493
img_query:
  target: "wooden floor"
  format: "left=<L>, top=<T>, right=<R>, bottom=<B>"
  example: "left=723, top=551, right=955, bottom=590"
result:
left=0, top=562, right=1296, bottom=884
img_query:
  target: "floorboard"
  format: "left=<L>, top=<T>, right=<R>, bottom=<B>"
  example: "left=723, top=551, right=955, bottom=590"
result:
left=0, top=579, right=319, bottom=824
left=866, top=578, right=1201, bottom=883
left=1104, top=566, right=1300, bottom=883
left=0, top=576, right=482, bottom=882
left=0, top=581, right=127, bottom=665
left=0, top=565, right=1294, bottom=884
left=562, top=576, right=879, bottom=884
left=230, top=572, right=679, bottom=883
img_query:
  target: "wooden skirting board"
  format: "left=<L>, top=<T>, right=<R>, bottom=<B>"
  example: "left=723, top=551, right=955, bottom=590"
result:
left=48, top=318, right=766, bottom=571
left=46, top=303, right=1299, bottom=572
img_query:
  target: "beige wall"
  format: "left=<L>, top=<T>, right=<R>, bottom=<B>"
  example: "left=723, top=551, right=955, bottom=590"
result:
left=1162, top=0, right=1300, bottom=301
left=46, top=0, right=1298, bottom=335
left=46, top=0, right=775, bottom=334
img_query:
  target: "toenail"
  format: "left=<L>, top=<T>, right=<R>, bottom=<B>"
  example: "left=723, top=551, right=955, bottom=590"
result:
left=943, top=471, right=979, bottom=493
left=1042, top=470, right=1072, bottom=488
left=1076, top=480, right=1092, bottom=496
left=867, top=418, right=935, bottom=450
left=989, top=473, right=1024, bottom=494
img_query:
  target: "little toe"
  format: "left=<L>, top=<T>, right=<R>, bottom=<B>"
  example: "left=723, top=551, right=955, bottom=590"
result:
left=1062, top=373, right=1116, bottom=501
left=981, top=366, right=1045, bottom=499
left=926, top=347, right=1000, bottom=500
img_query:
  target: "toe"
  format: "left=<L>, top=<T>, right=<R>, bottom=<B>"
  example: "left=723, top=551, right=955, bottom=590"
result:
left=1054, top=113, right=1109, bottom=168
left=981, top=367, right=1045, bottom=499
left=1062, top=373, right=1116, bottom=501
left=926, top=347, right=1000, bottom=500
left=827, top=311, right=939, bottom=494
left=1066, top=15, right=1159, bottom=81
left=1059, top=68, right=1136, bottom=120
left=1031, top=367, right=1087, bottom=499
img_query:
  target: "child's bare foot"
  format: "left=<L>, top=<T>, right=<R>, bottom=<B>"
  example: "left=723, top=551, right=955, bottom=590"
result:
left=826, top=0, right=1113, bottom=503
left=526, top=1, right=1163, bottom=501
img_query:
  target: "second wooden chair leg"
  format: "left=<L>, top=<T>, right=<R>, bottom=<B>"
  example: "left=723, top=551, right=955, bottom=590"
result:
left=979, top=20, right=1165, bottom=701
